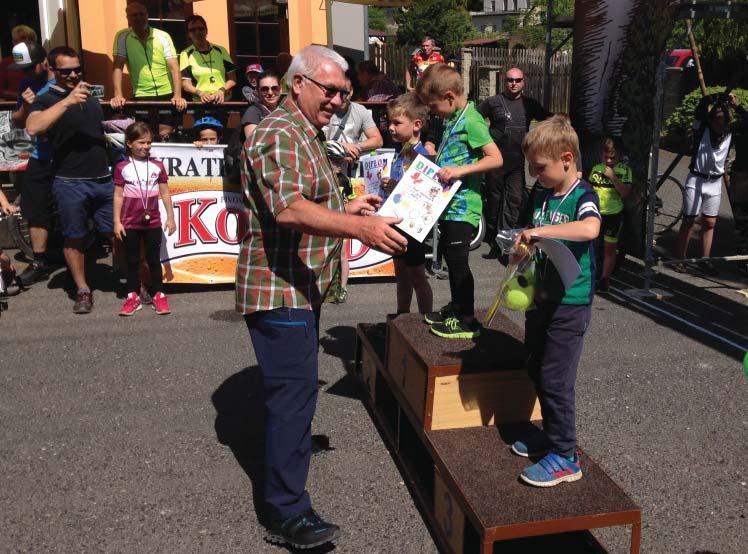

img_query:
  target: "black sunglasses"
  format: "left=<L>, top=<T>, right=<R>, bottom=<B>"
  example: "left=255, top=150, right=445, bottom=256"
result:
left=506, top=77, right=524, bottom=83
left=188, top=26, right=206, bottom=32
left=55, top=66, right=83, bottom=76
left=302, top=74, right=350, bottom=101
left=260, top=85, right=281, bottom=94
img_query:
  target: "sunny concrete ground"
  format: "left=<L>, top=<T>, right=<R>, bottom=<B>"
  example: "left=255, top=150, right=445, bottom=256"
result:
left=2, top=147, right=747, bottom=554
left=1, top=231, right=746, bottom=553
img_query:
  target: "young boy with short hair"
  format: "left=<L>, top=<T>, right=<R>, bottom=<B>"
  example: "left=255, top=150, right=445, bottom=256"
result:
left=588, top=137, right=631, bottom=291
left=415, top=63, right=502, bottom=339
left=511, top=115, right=601, bottom=487
left=381, top=92, right=434, bottom=314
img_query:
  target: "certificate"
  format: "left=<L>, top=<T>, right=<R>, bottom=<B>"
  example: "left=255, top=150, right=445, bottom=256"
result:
left=378, top=154, right=462, bottom=243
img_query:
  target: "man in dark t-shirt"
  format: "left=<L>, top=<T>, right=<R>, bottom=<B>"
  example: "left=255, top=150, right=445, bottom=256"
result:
left=26, top=47, right=114, bottom=314
left=478, top=67, right=551, bottom=253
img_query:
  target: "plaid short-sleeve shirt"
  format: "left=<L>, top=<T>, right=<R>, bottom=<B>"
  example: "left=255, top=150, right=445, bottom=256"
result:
left=236, top=97, right=345, bottom=314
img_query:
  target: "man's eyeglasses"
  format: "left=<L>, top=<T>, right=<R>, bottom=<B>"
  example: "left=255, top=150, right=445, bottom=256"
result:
left=302, top=74, right=350, bottom=101
left=506, top=77, right=524, bottom=84
left=55, top=66, right=83, bottom=76
left=188, top=26, right=206, bottom=33
left=260, top=85, right=281, bottom=94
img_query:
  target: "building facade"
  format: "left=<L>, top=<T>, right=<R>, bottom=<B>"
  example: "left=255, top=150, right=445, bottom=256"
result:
left=470, top=0, right=529, bottom=34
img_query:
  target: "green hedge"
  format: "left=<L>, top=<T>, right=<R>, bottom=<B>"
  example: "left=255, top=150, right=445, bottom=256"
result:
left=661, top=87, right=748, bottom=152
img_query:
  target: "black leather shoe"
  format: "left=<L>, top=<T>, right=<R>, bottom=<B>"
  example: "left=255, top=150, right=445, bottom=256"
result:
left=18, top=262, right=49, bottom=286
left=265, top=509, right=340, bottom=549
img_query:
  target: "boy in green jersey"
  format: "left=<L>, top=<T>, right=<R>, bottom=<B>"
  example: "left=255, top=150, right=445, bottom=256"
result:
left=588, top=137, right=631, bottom=290
left=510, top=115, right=601, bottom=487
left=416, top=63, right=502, bottom=339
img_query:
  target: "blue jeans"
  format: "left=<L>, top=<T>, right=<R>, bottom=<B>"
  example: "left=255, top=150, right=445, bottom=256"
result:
left=525, top=303, right=591, bottom=458
left=244, top=307, right=320, bottom=521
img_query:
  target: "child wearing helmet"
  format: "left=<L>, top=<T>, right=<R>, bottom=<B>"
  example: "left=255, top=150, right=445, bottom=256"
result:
left=193, top=116, right=224, bottom=148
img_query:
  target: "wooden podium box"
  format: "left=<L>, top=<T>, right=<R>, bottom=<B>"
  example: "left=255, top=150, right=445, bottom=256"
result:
left=354, top=317, right=642, bottom=554
left=385, top=311, right=541, bottom=430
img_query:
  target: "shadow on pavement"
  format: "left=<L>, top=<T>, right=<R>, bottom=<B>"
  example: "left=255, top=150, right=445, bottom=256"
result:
left=606, top=259, right=748, bottom=358
left=211, top=366, right=338, bottom=553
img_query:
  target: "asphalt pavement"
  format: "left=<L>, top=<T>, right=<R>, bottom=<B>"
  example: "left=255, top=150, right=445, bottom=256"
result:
left=2, top=145, right=747, bottom=554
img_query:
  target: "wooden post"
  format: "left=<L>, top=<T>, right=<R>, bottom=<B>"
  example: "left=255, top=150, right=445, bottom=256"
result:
left=686, top=19, right=708, bottom=96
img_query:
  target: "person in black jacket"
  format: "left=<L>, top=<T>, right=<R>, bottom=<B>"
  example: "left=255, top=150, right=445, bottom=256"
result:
left=478, top=68, right=551, bottom=257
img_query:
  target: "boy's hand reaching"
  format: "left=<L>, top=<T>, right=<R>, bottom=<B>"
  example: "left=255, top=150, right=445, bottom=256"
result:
left=437, top=166, right=463, bottom=183
left=346, top=193, right=381, bottom=216
left=381, top=176, right=396, bottom=194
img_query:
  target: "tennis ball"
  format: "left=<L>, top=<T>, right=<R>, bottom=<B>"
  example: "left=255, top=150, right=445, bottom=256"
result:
left=503, top=274, right=535, bottom=311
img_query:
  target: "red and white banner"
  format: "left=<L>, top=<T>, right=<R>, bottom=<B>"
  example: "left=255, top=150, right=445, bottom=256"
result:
left=152, top=143, right=392, bottom=283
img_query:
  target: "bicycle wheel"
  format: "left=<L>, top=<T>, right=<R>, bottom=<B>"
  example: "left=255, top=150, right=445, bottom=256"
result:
left=7, top=195, right=34, bottom=260
left=469, top=214, right=486, bottom=250
left=652, top=175, right=685, bottom=234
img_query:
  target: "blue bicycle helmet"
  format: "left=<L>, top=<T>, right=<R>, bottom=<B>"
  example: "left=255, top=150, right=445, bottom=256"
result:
left=193, top=116, right=224, bottom=130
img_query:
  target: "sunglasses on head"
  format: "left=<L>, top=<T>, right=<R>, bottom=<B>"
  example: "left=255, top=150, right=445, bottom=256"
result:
left=260, top=85, right=280, bottom=94
left=302, top=74, right=350, bottom=101
left=506, top=77, right=523, bottom=83
left=55, top=66, right=83, bottom=76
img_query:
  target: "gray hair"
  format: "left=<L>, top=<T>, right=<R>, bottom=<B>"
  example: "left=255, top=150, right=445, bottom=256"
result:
left=286, top=45, right=348, bottom=89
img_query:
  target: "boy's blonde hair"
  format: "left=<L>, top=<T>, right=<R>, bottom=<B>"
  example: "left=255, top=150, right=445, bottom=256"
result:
left=522, top=114, right=580, bottom=162
left=12, top=25, right=37, bottom=43
left=415, top=63, right=463, bottom=101
left=386, top=92, right=429, bottom=125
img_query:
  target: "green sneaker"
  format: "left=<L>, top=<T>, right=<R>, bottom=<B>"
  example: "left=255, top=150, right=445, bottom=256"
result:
left=430, top=316, right=481, bottom=339
left=424, top=302, right=457, bottom=325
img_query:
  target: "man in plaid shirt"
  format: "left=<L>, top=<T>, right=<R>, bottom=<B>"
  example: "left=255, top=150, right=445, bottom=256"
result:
left=236, top=45, right=406, bottom=550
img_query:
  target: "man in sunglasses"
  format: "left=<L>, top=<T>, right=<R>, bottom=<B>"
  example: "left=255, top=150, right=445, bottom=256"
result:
left=26, top=47, right=115, bottom=314
left=478, top=67, right=551, bottom=257
left=237, top=45, right=406, bottom=550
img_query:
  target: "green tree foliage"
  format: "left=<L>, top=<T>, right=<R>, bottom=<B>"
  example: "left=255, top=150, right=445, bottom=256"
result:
left=368, top=7, right=389, bottom=32
left=661, top=87, right=748, bottom=151
left=395, top=0, right=476, bottom=54
left=667, top=12, right=748, bottom=89
left=505, top=0, right=574, bottom=50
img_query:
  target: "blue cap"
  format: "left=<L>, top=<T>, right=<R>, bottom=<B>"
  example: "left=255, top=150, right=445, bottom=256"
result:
left=193, top=116, right=224, bottom=130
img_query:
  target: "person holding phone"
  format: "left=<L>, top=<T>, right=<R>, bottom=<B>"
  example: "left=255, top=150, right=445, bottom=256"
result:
left=26, top=47, right=116, bottom=314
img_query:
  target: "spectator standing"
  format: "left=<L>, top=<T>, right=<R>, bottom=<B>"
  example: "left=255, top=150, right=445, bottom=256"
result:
left=11, top=43, right=58, bottom=287
left=356, top=60, right=399, bottom=101
left=0, top=25, right=37, bottom=100
left=237, top=45, right=405, bottom=550
left=323, top=78, right=384, bottom=174
left=113, top=122, right=175, bottom=316
left=674, top=93, right=744, bottom=275
left=111, top=1, right=186, bottom=140
left=240, top=72, right=281, bottom=139
left=404, top=37, right=444, bottom=92
left=241, top=63, right=264, bottom=105
left=478, top=67, right=551, bottom=257
left=26, top=47, right=115, bottom=314
left=179, top=15, right=236, bottom=107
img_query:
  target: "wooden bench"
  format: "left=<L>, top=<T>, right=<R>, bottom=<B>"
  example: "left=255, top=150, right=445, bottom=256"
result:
left=354, top=313, right=641, bottom=554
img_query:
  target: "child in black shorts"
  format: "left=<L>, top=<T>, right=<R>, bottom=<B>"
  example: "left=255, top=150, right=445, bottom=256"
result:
left=381, top=93, right=433, bottom=314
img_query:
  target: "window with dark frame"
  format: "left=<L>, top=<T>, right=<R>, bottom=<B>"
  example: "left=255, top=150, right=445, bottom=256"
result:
left=229, top=0, right=289, bottom=74
left=139, top=0, right=193, bottom=51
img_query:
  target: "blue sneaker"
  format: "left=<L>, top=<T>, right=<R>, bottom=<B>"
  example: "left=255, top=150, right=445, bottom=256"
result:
left=511, top=434, right=549, bottom=458
left=520, top=452, right=582, bottom=487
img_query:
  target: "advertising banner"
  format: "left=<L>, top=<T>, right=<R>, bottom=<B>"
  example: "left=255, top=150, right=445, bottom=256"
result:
left=152, top=143, right=393, bottom=283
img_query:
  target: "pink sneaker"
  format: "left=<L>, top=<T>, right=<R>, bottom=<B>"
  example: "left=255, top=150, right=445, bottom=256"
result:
left=119, top=292, right=142, bottom=316
left=152, top=291, right=171, bottom=315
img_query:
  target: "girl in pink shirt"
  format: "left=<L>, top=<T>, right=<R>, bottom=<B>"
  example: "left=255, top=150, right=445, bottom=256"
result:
left=113, top=122, right=176, bottom=316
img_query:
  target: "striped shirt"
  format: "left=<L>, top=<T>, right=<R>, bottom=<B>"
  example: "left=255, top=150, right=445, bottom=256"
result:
left=114, top=158, right=167, bottom=229
left=236, top=97, right=345, bottom=314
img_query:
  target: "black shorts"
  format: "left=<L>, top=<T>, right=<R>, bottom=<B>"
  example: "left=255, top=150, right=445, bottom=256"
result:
left=20, top=158, right=54, bottom=229
left=392, top=229, right=426, bottom=267
left=601, top=212, right=623, bottom=244
left=132, top=93, right=179, bottom=128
